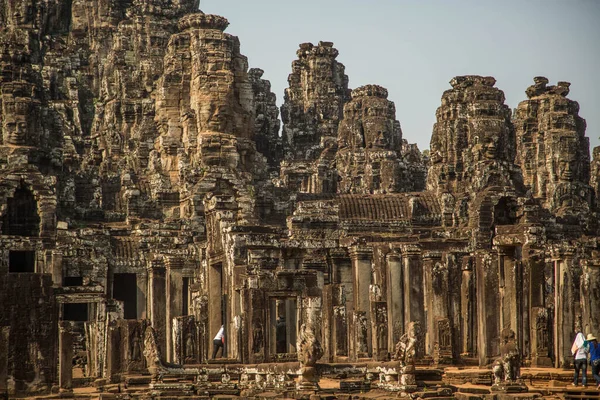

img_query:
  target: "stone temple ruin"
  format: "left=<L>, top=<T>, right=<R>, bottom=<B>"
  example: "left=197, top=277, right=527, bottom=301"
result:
left=1, top=1, right=599, bottom=399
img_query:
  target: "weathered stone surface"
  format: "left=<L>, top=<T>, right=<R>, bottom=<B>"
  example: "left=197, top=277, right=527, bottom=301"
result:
left=279, top=41, right=351, bottom=194
left=249, top=68, right=281, bottom=169
left=336, top=85, right=405, bottom=194
left=427, top=75, right=519, bottom=195
left=1, top=1, right=600, bottom=399
left=514, top=77, right=591, bottom=215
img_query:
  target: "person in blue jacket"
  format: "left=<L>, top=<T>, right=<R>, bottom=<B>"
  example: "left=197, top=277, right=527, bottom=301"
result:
left=588, top=333, right=600, bottom=389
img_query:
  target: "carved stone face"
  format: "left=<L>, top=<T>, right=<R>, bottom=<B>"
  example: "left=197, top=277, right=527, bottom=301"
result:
left=198, top=102, right=231, bottom=133
left=2, top=97, right=34, bottom=146
left=11, top=1, right=34, bottom=26
left=482, top=135, right=500, bottom=159
left=555, top=136, right=578, bottom=182
left=557, top=159, right=575, bottom=181
left=3, top=116, right=28, bottom=145
left=312, top=57, right=332, bottom=79
left=362, top=98, right=392, bottom=149
left=429, top=131, right=443, bottom=163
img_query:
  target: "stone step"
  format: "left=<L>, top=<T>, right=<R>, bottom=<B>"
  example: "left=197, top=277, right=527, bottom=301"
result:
left=339, top=379, right=371, bottom=392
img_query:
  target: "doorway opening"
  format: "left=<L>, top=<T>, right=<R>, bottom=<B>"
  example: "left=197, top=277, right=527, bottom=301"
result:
left=269, top=297, right=297, bottom=356
left=113, top=273, right=137, bottom=319
left=8, top=250, right=35, bottom=273
left=63, top=303, right=89, bottom=321
left=2, top=183, right=40, bottom=236
left=209, top=263, right=226, bottom=357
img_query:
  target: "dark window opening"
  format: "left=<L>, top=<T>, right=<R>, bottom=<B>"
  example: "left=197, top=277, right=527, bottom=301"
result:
left=372, top=176, right=381, bottom=190
left=113, top=273, right=137, bottom=319
left=2, top=184, right=40, bottom=236
left=63, top=303, right=88, bottom=321
left=63, top=276, right=83, bottom=286
left=494, top=198, right=518, bottom=226
left=270, top=298, right=297, bottom=355
left=9, top=250, right=35, bottom=273
left=182, top=277, right=189, bottom=316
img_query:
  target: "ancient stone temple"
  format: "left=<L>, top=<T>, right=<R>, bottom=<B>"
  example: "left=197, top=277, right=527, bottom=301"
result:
left=1, top=1, right=600, bottom=399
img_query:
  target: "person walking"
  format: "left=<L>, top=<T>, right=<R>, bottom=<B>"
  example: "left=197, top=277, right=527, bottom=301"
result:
left=588, top=333, right=600, bottom=390
left=572, top=329, right=589, bottom=387
left=212, top=325, right=225, bottom=359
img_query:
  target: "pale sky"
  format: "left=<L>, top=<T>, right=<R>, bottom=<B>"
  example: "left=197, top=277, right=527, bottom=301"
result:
left=200, top=0, right=600, bottom=153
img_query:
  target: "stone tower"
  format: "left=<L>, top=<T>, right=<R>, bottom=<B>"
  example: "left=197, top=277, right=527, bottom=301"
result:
left=427, top=75, right=518, bottom=195
left=514, top=77, right=591, bottom=214
left=279, top=41, right=351, bottom=193
left=336, top=85, right=404, bottom=194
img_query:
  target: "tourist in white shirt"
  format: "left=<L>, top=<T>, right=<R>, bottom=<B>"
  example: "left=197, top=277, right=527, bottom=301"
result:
left=212, top=325, right=225, bottom=359
left=572, top=328, right=589, bottom=387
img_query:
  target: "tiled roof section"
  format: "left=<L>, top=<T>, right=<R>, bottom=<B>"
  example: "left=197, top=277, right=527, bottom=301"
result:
left=338, top=193, right=441, bottom=223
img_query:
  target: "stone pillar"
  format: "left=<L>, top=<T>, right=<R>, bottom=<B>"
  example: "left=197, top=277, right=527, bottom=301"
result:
left=350, top=247, right=373, bottom=359
left=331, top=249, right=351, bottom=359
left=51, top=250, right=63, bottom=286
left=166, top=257, right=183, bottom=362
left=105, top=317, right=124, bottom=382
left=136, top=271, right=147, bottom=320
left=149, top=260, right=167, bottom=357
left=460, top=256, right=476, bottom=356
left=499, top=246, right=523, bottom=352
left=423, top=252, right=441, bottom=356
left=243, top=287, right=265, bottom=364
left=402, top=246, right=425, bottom=357
left=386, top=251, right=403, bottom=351
left=59, top=321, right=73, bottom=393
left=424, top=252, right=452, bottom=362
left=553, top=250, right=576, bottom=368
left=476, top=251, right=500, bottom=366
left=581, top=257, right=600, bottom=344
left=331, top=285, right=348, bottom=358
left=322, top=285, right=333, bottom=362
left=528, top=254, right=551, bottom=366
left=370, top=300, right=388, bottom=361
left=0, top=326, right=9, bottom=395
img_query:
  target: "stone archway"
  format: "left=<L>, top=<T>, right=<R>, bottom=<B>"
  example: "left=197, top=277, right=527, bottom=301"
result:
left=1, top=181, right=40, bottom=236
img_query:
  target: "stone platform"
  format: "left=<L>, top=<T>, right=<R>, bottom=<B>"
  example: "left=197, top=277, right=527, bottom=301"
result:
left=12, top=366, right=600, bottom=400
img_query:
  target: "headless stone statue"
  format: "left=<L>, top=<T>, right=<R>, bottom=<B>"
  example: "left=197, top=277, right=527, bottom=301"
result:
left=297, top=323, right=323, bottom=390
left=393, top=321, right=421, bottom=392
left=142, top=326, right=200, bottom=382
left=492, top=328, right=527, bottom=392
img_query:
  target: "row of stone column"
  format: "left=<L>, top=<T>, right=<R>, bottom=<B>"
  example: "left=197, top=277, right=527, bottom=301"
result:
left=321, top=244, right=600, bottom=366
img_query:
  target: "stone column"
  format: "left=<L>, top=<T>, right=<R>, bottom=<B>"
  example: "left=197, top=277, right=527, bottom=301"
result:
left=51, top=250, right=63, bottom=286
left=476, top=251, right=500, bottom=366
left=498, top=247, right=523, bottom=348
left=424, top=252, right=452, bottom=362
left=322, top=285, right=333, bottom=362
left=59, top=321, right=73, bottom=393
left=149, top=260, right=167, bottom=358
left=331, top=249, right=351, bottom=359
left=581, top=257, right=600, bottom=343
left=166, top=257, right=183, bottom=362
left=460, top=256, right=476, bottom=356
left=386, top=251, right=403, bottom=351
left=136, top=271, right=148, bottom=320
left=528, top=254, right=551, bottom=366
left=370, top=300, right=388, bottom=361
left=350, top=246, right=373, bottom=359
left=553, top=249, right=576, bottom=368
left=402, top=245, right=425, bottom=357
left=331, top=285, right=348, bottom=358
left=243, top=287, right=265, bottom=364
left=423, top=252, right=441, bottom=356
left=0, top=326, right=9, bottom=395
